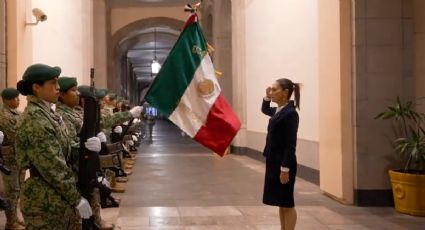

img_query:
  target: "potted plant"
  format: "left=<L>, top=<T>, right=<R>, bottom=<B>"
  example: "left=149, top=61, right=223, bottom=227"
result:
left=375, top=97, right=425, bottom=216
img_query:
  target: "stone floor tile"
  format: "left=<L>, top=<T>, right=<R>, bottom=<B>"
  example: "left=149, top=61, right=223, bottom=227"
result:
left=149, top=216, right=181, bottom=226
left=328, top=224, right=370, bottom=230
left=179, top=216, right=220, bottom=225
left=178, top=206, right=243, bottom=217
left=119, top=206, right=179, bottom=217
left=115, top=216, right=150, bottom=227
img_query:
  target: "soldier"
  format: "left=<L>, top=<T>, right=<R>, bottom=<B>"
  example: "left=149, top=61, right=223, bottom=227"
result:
left=104, top=93, right=117, bottom=114
left=15, top=64, right=95, bottom=229
left=58, top=77, right=114, bottom=230
left=0, top=88, right=25, bottom=230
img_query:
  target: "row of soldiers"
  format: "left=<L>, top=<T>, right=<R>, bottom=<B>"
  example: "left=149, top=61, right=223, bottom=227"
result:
left=0, top=63, right=145, bottom=230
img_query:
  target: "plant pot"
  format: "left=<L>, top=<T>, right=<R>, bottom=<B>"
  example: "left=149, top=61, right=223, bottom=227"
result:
left=388, top=169, right=425, bottom=216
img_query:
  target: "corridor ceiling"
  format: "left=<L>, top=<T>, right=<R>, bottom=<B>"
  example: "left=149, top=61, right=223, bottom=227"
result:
left=126, top=28, right=179, bottom=82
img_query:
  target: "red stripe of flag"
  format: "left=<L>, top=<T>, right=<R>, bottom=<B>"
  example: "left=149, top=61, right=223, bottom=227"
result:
left=194, top=94, right=241, bottom=156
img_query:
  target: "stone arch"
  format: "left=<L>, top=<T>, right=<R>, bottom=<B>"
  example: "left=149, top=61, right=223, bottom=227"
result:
left=107, top=17, right=184, bottom=102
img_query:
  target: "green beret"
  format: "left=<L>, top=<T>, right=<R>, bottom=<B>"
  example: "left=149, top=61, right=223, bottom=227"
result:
left=96, top=88, right=108, bottom=99
left=108, top=93, right=117, bottom=100
left=77, top=85, right=91, bottom=97
left=116, top=96, right=124, bottom=102
left=1, top=88, right=20, bottom=100
left=22, top=64, right=61, bottom=82
left=58, top=77, right=78, bottom=92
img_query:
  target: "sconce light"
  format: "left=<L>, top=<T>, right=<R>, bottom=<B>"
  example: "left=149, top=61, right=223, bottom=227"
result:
left=26, top=8, right=47, bottom=26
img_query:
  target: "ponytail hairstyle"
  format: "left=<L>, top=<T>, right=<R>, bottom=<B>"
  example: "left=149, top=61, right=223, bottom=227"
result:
left=17, top=80, right=47, bottom=96
left=276, top=78, right=300, bottom=110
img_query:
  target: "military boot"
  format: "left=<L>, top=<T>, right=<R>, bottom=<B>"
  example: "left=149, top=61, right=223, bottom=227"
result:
left=115, top=176, right=128, bottom=183
left=110, top=177, right=126, bottom=193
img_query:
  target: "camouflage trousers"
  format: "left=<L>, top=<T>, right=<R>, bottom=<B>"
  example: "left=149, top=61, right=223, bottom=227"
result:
left=92, top=188, right=102, bottom=226
left=23, top=208, right=76, bottom=230
left=1, top=154, right=25, bottom=216
left=20, top=178, right=80, bottom=230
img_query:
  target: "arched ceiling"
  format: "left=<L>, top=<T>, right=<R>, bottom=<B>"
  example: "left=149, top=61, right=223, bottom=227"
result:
left=126, top=28, right=179, bottom=80
left=108, top=17, right=184, bottom=101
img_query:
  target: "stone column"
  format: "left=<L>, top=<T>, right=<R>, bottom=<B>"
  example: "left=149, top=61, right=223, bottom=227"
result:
left=93, top=0, right=108, bottom=88
left=318, top=0, right=354, bottom=204
left=231, top=0, right=247, bottom=147
left=353, top=0, right=414, bottom=205
left=414, top=0, right=425, bottom=112
left=0, top=0, right=5, bottom=90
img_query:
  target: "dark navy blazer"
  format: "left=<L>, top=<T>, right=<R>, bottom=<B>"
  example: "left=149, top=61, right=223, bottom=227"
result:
left=261, top=99, right=299, bottom=170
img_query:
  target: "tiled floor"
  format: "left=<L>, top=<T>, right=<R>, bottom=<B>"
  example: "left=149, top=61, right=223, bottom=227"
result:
left=109, top=120, right=425, bottom=230
left=1, top=120, right=424, bottom=229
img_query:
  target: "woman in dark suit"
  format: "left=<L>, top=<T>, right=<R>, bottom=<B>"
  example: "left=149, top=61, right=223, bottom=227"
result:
left=262, top=78, right=300, bottom=230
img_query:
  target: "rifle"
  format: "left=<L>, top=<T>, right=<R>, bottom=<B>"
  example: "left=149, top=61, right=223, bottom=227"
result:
left=78, top=68, right=101, bottom=230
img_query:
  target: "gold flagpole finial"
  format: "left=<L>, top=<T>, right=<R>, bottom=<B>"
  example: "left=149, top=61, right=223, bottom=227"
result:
left=184, top=0, right=203, bottom=13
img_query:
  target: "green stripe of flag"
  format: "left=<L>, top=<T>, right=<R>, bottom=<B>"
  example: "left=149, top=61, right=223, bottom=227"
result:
left=145, top=22, right=207, bottom=117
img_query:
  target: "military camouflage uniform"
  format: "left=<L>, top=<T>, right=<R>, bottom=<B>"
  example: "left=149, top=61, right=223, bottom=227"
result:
left=0, top=105, right=25, bottom=223
left=56, top=102, right=83, bottom=176
left=57, top=102, right=109, bottom=227
left=100, top=110, right=131, bottom=130
left=56, top=102, right=84, bottom=229
left=74, top=105, right=84, bottom=118
left=15, top=96, right=81, bottom=230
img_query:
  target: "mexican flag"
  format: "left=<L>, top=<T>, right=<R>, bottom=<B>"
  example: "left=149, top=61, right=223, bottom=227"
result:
left=144, top=14, right=241, bottom=156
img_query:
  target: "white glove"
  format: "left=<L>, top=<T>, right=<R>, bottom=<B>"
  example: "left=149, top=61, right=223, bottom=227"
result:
left=129, top=106, right=143, bottom=118
left=135, top=118, right=141, bottom=123
left=126, top=140, right=134, bottom=146
left=113, top=126, right=123, bottom=134
left=0, top=131, right=3, bottom=145
left=76, top=197, right=93, bottom=219
left=97, top=176, right=110, bottom=187
left=123, top=121, right=129, bottom=126
left=84, top=137, right=101, bottom=153
left=97, top=132, right=107, bottom=143
left=132, top=135, right=137, bottom=141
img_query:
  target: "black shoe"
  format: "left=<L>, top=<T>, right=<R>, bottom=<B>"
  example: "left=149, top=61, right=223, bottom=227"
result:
left=100, top=195, right=120, bottom=208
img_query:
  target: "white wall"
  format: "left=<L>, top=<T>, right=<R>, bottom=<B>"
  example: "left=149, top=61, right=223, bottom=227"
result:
left=31, top=0, right=94, bottom=85
left=244, top=0, right=319, bottom=142
left=110, top=6, right=187, bottom=35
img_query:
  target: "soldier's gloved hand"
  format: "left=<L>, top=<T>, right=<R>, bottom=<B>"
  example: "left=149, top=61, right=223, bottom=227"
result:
left=97, top=132, right=107, bottom=143
left=97, top=176, right=110, bottom=187
left=126, top=140, right=134, bottom=146
left=113, top=126, right=123, bottom=134
left=130, top=106, right=143, bottom=118
left=132, top=135, right=137, bottom=142
left=76, top=197, right=92, bottom=219
left=84, top=137, right=101, bottom=153
left=0, top=131, right=3, bottom=145
left=123, top=121, right=129, bottom=126
left=134, top=118, right=141, bottom=123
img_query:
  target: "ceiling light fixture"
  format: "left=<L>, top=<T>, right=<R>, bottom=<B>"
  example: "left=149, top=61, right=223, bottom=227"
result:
left=151, top=28, right=161, bottom=75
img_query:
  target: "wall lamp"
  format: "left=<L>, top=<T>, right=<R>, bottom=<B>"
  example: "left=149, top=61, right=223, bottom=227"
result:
left=26, top=8, right=47, bottom=26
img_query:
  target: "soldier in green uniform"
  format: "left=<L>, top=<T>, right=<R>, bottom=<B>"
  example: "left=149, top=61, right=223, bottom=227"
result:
left=15, top=64, right=94, bottom=230
left=0, top=88, right=25, bottom=230
left=58, top=77, right=114, bottom=230
left=78, top=86, right=142, bottom=130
